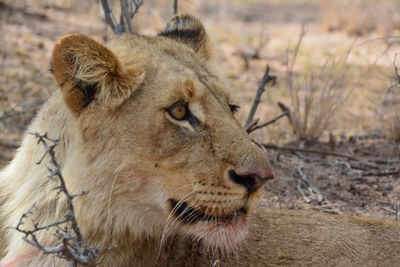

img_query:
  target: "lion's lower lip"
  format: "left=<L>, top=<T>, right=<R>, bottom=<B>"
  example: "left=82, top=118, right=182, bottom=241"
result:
left=168, top=199, right=246, bottom=225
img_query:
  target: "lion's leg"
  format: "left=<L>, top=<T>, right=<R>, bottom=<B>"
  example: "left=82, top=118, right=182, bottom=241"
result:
left=0, top=248, right=42, bottom=267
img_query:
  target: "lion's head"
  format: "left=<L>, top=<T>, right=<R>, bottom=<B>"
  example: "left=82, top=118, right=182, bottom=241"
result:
left=50, top=14, right=273, bottom=252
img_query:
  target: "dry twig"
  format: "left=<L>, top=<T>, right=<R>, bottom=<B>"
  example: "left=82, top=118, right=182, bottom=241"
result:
left=239, top=29, right=269, bottom=70
left=295, top=166, right=324, bottom=204
left=382, top=204, right=400, bottom=221
left=385, top=54, right=400, bottom=91
left=100, top=0, right=144, bottom=35
left=263, top=143, right=359, bottom=161
left=173, top=0, right=178, bottom=15
left=277, top=102, right=295, bottom=132
left=361, top=169, right=400, bottom=177
left=263, top=143, right=400, bottom=167
left=247, top=111, right=289, bottom=133
left=245, top=64, right=277, bottom=130
left=348, top=130, right=383, bottom=143
left=212, top=259, right=221, bottom=267
left=245, top=65, right=276, bottom=127
left=381, top=54, right=400, bottom=142
left=14, top=132, right=98, bottom=267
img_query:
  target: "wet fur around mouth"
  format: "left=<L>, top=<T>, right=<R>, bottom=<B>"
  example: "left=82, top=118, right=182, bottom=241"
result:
left=169, top=199, right=246, bottom=225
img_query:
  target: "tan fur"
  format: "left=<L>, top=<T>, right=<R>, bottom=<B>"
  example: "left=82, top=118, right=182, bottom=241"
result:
left=159, top=14, right=212, bottom=59
left=52, top=34, right=145, bottom=113
left=1, top=15, right=400, bottom=266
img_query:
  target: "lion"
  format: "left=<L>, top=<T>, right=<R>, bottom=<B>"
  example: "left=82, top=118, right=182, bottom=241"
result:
left=0, top=14, right=399, bottom=266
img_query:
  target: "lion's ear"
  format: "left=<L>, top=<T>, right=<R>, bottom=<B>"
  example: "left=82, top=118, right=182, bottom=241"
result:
left=51, top=34, right=145, bottom=114
left=159, top=14, right=211, bottom=59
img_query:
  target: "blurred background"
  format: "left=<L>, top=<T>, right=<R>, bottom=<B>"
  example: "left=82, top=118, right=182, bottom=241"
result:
left=1, top=0, right=400, bottom=219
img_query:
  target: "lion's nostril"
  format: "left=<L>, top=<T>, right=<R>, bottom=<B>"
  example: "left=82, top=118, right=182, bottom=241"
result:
left=266, top=173, right=274, bottom=180
left=228, top=170, right=268, bottom=194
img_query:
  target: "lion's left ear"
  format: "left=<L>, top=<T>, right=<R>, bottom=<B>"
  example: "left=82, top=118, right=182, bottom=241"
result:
left=52, top=34, right=145, bottom=114
left=159, top=14, right=211, bottom=59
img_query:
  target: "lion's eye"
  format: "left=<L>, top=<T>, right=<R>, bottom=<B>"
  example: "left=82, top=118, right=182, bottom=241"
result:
left=168, top=102, right=187, bottom=120
left=229, top=104, right=240, bottom=114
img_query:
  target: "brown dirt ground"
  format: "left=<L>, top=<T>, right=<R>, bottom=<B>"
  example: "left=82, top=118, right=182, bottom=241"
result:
left=0, top=0, right=399, bottom=222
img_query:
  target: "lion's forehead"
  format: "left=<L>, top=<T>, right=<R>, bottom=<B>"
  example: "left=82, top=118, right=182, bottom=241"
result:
left=108, top=35, right=204, bottom=70
left=107, top=35, right=231, bottom=106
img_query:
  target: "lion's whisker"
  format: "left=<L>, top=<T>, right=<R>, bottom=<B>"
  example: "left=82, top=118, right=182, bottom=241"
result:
left=158, top=191, right=197, bottom=254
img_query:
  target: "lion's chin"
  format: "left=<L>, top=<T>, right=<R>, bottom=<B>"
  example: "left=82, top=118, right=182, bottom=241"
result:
left=185, top=213, right=250, bottom=251
left=168, top=198, right=251, bottom=251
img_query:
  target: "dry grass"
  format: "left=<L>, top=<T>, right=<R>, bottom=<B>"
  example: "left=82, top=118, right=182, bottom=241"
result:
left=282, top=26, right=351, bottom=140
left=321, top=0, right=400, bottom=36
left=381, top=58, right=400, bottom=142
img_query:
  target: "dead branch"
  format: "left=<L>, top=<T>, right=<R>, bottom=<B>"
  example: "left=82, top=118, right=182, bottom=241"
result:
left=374, top=159, right=400, bottom=164
left=245, top=65, right=277, bottom=128
left=247, top=111, right=289, bottom=133
left=349, top=162, right=379, bottom=171
left=262, top=143, right=400, bottom=168
left=245, top=118, right=259, bottom=132
left=362, top=169, right=400, bottom=177
left=100, top=0, right=143, bottom=35
left=348, top=130, right=383, bottom=143
left=212, top=259, right=221, bottom=267
left=14, top=132, right=98, bottom=267
left=382, top=203, right=400, bottom=221
left=277, top=102, right=295, bottom=133
left=101, top=0, right=122, bottom=34
left=120, top=0, right=132, bottom=33
left=173, top=0, right=178, bottom=15
left=263, top=143, right=358, bottom=161
left=238, top=26, right=269, bottom=71
left=286, top=24, right=307, bottom=76
left=387, top=53, right=400, bottom=92
left=295, top=166, right=324, bottom=204
left=383, top=206, right=396, bottom=214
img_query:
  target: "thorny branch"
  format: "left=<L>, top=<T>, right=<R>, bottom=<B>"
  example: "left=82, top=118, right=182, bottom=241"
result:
left=14, top=132, right=98, bottom=267
left=100, top=0, right=144, bottom=35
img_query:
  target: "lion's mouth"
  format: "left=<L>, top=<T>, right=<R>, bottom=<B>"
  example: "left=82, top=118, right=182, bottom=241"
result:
left=168, top=199, right=247, bottom=225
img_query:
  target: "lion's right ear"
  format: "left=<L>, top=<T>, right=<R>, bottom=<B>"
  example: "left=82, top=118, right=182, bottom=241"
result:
left=52, top=34, right=144, bottom=114
left=159, top=15, right=211, bottom=59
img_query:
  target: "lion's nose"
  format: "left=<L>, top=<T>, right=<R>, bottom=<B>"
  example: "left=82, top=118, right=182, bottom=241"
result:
left=228, top=169, right=274, bottom=194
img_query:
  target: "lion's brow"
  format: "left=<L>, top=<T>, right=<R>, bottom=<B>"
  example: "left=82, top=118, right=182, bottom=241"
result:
left=197, top=76, right=229, bottom=109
